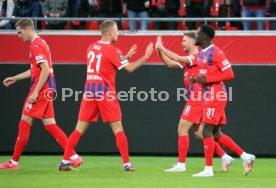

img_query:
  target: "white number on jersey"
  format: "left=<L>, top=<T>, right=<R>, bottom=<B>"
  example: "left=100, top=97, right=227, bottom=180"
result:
left=87, top=51, right=102, bottom=74
left=206, top=108, right=215, bottom=119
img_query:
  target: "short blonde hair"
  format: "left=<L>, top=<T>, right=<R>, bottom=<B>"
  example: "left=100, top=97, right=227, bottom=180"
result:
left=15, top=19, right=34, bottom=29
left=183, top=31, right=196, bottom=40
left=100, top=20, right=117, bottom=35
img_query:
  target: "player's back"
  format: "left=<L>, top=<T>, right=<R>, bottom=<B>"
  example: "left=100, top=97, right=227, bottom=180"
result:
left=85, top=41, right=129, bottom=97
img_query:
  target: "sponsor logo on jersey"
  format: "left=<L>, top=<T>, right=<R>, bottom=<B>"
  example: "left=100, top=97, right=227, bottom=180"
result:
left=119, top=55, right=126, bottom=61
left=199, top=69, right=207, bottom=75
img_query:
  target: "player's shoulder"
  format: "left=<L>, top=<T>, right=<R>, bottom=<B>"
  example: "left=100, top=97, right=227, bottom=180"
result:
left=213, top=45, right=225, bottom=55
left=31, top=37, right=47, bottom=50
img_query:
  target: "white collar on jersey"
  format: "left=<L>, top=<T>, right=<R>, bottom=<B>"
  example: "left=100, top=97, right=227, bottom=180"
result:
left=202, top=44, right=214, bottom=52
left=31, top=36, right=39, bottom=43
left=98, top=40, right=111, bottom=44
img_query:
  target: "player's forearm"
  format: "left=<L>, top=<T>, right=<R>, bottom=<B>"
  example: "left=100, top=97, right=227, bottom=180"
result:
left=157, top=48, right=179, bottom=68
left=206, top=68, right=234, bottom=83
left=14, top=69, right=31, bottom=81
left=160, top=47, right=182, bottom=62
left=125, top=56, right=148, bottom=73
left=33, top=65, right=50, bottom=94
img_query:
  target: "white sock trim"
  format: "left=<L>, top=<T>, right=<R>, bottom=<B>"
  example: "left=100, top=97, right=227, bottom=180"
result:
left=204, top=166, right=213, bottom=172
left=10, top=159, right=18, bottom=165
left=124, top=162, right=131, bottom=167
left=61, top=160, right=70, bottom=164
left=70, top=154, right=79, bottom=160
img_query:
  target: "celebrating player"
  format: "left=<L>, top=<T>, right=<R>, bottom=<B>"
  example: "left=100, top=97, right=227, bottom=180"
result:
left=0, top=19, right=82, bottom=170
left=156, top=32, right=234, bottom=173
left=158, top=25, right=255, bottom=177
left=59, top=20, right=154, bottom=171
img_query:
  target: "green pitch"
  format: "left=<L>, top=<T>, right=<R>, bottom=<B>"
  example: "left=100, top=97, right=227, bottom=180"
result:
left=0, top=156, right=276, bottom=188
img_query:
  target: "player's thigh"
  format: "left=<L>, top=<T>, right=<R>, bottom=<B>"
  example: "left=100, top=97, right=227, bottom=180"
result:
left=42, top=118, right=56, bottom=125
left=213, top=125, right=223, bottom=140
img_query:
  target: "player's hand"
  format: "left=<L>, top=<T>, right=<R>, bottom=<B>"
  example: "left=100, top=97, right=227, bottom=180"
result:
left=3, top=77, right=17, bottom=87
left=28, top=92, right=39, bottom=104
left=145, top=43, right=154, bottom=59
left=156, top=35, right=162, bottom=49
left=125, top=44, right=137, bottom=59
left=195, top=74, right=207, bottom=84
left=189, top=75, right=196, bottom=84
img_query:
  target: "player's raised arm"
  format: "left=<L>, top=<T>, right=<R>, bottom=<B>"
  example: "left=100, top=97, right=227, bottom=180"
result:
left=125, top=44, right=137, bottom=59
left=157, top=37, right=192, bottom=65
left=123, top=42, right=154, bottom=73
left=156, top=46, right=182, bottom=68
left=28, top=62, right=50, bottom=104
left=3, top=69, right=31, bottom=87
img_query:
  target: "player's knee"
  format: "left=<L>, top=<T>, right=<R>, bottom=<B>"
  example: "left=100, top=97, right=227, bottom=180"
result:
left=178, top=122, right=189, bottom=136
left=213, top=132, right=221, bottom=141
left=193, top=130, right=203, bottom=140
left=202, top=124, right=213, bottom=138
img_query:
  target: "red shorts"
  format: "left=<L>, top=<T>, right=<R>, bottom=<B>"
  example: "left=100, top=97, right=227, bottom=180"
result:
left=201, top=100, right=227, bottom=125
left=180, top=101, right=203, bottom=125
left=22, top=93, right=55, bottom=119
left=78, top=96, right=122, bottom=123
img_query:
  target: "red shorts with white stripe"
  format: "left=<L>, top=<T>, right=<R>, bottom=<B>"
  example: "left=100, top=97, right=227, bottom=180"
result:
left=180, top=101, right=203, bottom=125
left=201, top=100, right=227, bottom=125
left=22, top=93, right=55, bottom=119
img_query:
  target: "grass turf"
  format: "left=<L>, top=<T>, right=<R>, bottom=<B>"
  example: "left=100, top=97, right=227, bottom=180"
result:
left=0, top=156, right=276, bottom=188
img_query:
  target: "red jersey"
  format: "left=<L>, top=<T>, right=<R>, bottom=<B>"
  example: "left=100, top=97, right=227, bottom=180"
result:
left=84, top=41, right=129, bottom=98
left=178, top=55, right=206, bottom=102
left=29, top=36, right=56, bottom=95
left=191, top=45, right=231, bottom=99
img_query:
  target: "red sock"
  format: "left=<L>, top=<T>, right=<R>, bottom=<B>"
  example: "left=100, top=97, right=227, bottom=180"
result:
left=203, top=137, right=215, bottom=166
left=63, top=130, right=81, bottom=160
left=218, top=134, right=244, bottom=156
left=45, top=124, right=77, bottom=156
left=12, top=120, right=31, bottom=162
left=214, top=142, right=225, bottom=158
left=115, top=131, right=129, bottom=163
left=178, top=135, right=189, bottom=163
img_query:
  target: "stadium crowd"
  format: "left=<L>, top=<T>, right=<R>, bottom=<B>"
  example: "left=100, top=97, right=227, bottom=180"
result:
left=0, top=0, right=275, bottom=30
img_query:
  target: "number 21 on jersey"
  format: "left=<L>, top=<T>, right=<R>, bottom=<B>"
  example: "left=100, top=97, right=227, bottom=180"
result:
left=87, top=50, right=102, bottom=74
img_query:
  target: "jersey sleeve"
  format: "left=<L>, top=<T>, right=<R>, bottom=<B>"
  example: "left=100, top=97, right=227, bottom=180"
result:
left=32, top=44, right=48, bottom=65
left=108, top=47, right=129, bottom=70
left=213, top=50, right=231, bottom=72
left=188, top=54, right=198, bottom=66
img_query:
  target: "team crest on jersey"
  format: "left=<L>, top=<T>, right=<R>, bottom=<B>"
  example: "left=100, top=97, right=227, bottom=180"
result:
left=25, top=102, right=33, bottom=112
left=119, top=55, right=125, bottom=61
